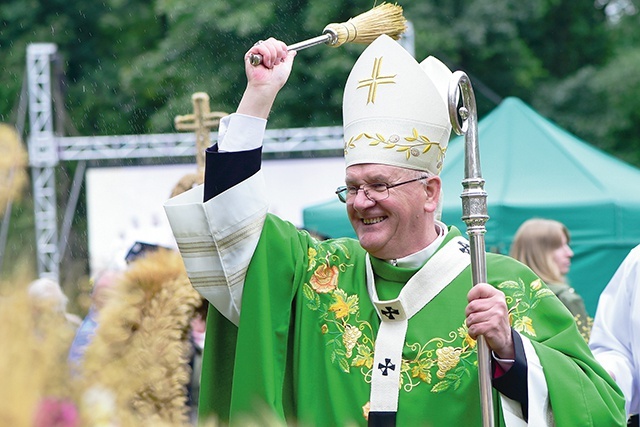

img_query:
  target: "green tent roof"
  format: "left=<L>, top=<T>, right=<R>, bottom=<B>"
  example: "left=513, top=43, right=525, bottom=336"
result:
left=303, top=97, right=640, bottom=314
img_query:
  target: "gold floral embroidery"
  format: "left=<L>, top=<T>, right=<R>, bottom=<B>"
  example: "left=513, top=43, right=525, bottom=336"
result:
left=436, top=347, right=463, bottom=378
left=303, top=242, right=372, bottom=374
left=343, top=324, right=362, bottom=358
left=344, top=128, right=447, bottom=171
left=499, top=278, right=555, bottom=338
left=310, top=264, right=339, bottom=293
left=304, top=249, right=552, bottom=396
left=329, top=289, right=358, bottom=319
left=401, top=324, right=476, bottom=393
left=307, top=247, right=317, bottom=265
left=362, top=401, right=371, bottom=421
left=352, top=343, right=374, bottom=369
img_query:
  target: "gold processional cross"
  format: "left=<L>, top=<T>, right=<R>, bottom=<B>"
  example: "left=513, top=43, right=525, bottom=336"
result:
left=357, top=57, right=396, bottom=104
left=171, top=92, right=227, bottom=197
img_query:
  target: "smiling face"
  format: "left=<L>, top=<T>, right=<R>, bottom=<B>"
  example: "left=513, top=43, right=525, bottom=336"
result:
left=344, top=163, right=441, bottom=260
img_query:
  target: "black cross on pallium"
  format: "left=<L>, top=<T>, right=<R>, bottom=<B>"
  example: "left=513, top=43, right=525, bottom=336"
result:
left=458, top=241, right=470, bottom=254
left=381, top=306, right=400, bottom=320
left=378, top=358, right=396, bottom=376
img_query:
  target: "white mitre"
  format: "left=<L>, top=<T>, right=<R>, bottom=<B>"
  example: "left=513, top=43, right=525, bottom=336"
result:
left=343, top=34, right=453, bottom=175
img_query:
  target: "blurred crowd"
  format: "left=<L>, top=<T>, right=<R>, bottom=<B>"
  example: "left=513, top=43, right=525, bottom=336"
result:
left=0, top=244, right=207, bottom=427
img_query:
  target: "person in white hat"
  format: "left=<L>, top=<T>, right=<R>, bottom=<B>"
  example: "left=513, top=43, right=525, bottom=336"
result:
left=164, top=36, right=624, bottom=426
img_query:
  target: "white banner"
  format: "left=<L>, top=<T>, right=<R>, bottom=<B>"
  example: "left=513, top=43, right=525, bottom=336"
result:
left=86, top=157, right=345, bottom=273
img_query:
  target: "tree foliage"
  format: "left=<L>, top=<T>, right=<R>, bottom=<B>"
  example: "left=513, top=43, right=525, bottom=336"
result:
left=3, top=0, right=640, bottom=286
left=2, top=0, right=638, bottom=161
left=531, top=5, right=640, bottom=167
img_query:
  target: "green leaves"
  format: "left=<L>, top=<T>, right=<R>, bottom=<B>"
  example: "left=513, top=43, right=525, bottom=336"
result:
left=1, top=0, right=639, bottom=167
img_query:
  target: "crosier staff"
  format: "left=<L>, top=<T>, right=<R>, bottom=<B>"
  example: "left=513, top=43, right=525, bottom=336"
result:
left=448, top=71, right=494, bottom=427
left=250, top=2, right=407, bottom=66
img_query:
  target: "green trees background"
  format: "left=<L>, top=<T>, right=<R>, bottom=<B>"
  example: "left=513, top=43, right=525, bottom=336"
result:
left=3, top=0, right=640, bottom=155
left=1, top=0, right=640, bottom=285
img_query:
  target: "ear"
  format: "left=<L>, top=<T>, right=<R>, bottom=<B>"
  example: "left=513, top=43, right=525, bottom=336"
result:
left=424, top=176, right=441, bottom=214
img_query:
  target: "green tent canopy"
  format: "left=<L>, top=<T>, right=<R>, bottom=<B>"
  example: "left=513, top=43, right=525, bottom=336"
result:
left=302, top=97, right=640, bottom=315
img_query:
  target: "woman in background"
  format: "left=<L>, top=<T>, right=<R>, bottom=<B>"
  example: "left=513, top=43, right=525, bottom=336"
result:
left=510, top=218, right=592, bottom=340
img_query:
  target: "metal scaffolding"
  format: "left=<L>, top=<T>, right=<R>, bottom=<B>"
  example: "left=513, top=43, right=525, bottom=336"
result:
left=27, top=43, right=59, bottom=280
left=26, top=43, right=344, bottom=282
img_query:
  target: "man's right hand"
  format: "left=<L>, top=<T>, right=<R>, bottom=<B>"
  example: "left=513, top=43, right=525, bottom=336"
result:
left=237, top=37, right=296, bottom=119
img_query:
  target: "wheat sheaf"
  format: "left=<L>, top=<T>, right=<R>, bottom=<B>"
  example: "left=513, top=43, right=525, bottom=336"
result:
left=0, top=123, right=28, bottom=216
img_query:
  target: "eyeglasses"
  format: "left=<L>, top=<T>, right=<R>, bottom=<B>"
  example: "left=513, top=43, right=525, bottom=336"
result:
left=335, top=176, right=430, bottom=203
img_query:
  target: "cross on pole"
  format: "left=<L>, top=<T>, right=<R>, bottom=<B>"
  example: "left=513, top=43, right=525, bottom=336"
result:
left=174, top=92, right=227, bottom=172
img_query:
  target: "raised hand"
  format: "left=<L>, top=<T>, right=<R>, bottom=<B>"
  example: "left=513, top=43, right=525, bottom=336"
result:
left=238, top=38, right=296, bottom=119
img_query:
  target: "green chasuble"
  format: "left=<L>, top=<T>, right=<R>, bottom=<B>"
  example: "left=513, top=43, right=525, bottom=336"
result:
left=199, top=214, right=625, bottom=426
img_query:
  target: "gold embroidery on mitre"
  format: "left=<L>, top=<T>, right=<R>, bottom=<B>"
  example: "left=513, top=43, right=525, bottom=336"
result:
left=344, top=128, right=447, bottom=172
left=357, top=56, right=396, bottom=104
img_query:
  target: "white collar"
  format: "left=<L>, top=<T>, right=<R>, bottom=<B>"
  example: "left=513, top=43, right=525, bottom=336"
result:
left=388, top=220, right=447, bottom=268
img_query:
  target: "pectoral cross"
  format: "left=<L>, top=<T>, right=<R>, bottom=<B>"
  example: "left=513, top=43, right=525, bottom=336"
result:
left=174, top=92, right=227, bottom=172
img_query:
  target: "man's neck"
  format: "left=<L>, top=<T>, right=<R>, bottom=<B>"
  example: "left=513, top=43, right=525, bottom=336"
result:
left=388, top=221, right=447, bottom=268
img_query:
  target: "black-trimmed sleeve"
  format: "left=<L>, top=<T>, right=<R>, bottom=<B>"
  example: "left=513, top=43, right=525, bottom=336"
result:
left=492, top=329, right=529, bottom=420
left=203, top=145, right=263, bottom=202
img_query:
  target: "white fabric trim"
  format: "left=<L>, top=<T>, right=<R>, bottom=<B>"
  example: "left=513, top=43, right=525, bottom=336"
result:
left=217, top=113, right=267, bottom=152
left=369, top=320, right=407, bottom=412
left=163, top=172, right=269, bottom=325
left=500, top=334, right=553, bottom=426
left=500, top=395, right=528, bottom=427
left=368, top=236, right=471, bottom=413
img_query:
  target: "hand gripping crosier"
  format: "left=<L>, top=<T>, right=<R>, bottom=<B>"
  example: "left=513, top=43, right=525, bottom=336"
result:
left=250, top=3, right=407, bottom=66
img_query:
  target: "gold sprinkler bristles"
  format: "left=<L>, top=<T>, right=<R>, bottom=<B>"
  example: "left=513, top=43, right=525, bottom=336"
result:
left=249, top=3, right=407, bottom=66
left=324, top=3, right=407, bottom=47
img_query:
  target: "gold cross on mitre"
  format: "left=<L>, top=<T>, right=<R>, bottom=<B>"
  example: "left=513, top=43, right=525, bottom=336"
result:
left=357, top=57, right=396, bottom=104
left=171, top=92, right=227, bottom=197
left=174, top=92, right=227, bottom=173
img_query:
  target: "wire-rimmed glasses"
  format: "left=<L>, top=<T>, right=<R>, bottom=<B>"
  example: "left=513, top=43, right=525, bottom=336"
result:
left=335, top=176, right=430, bottom=203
